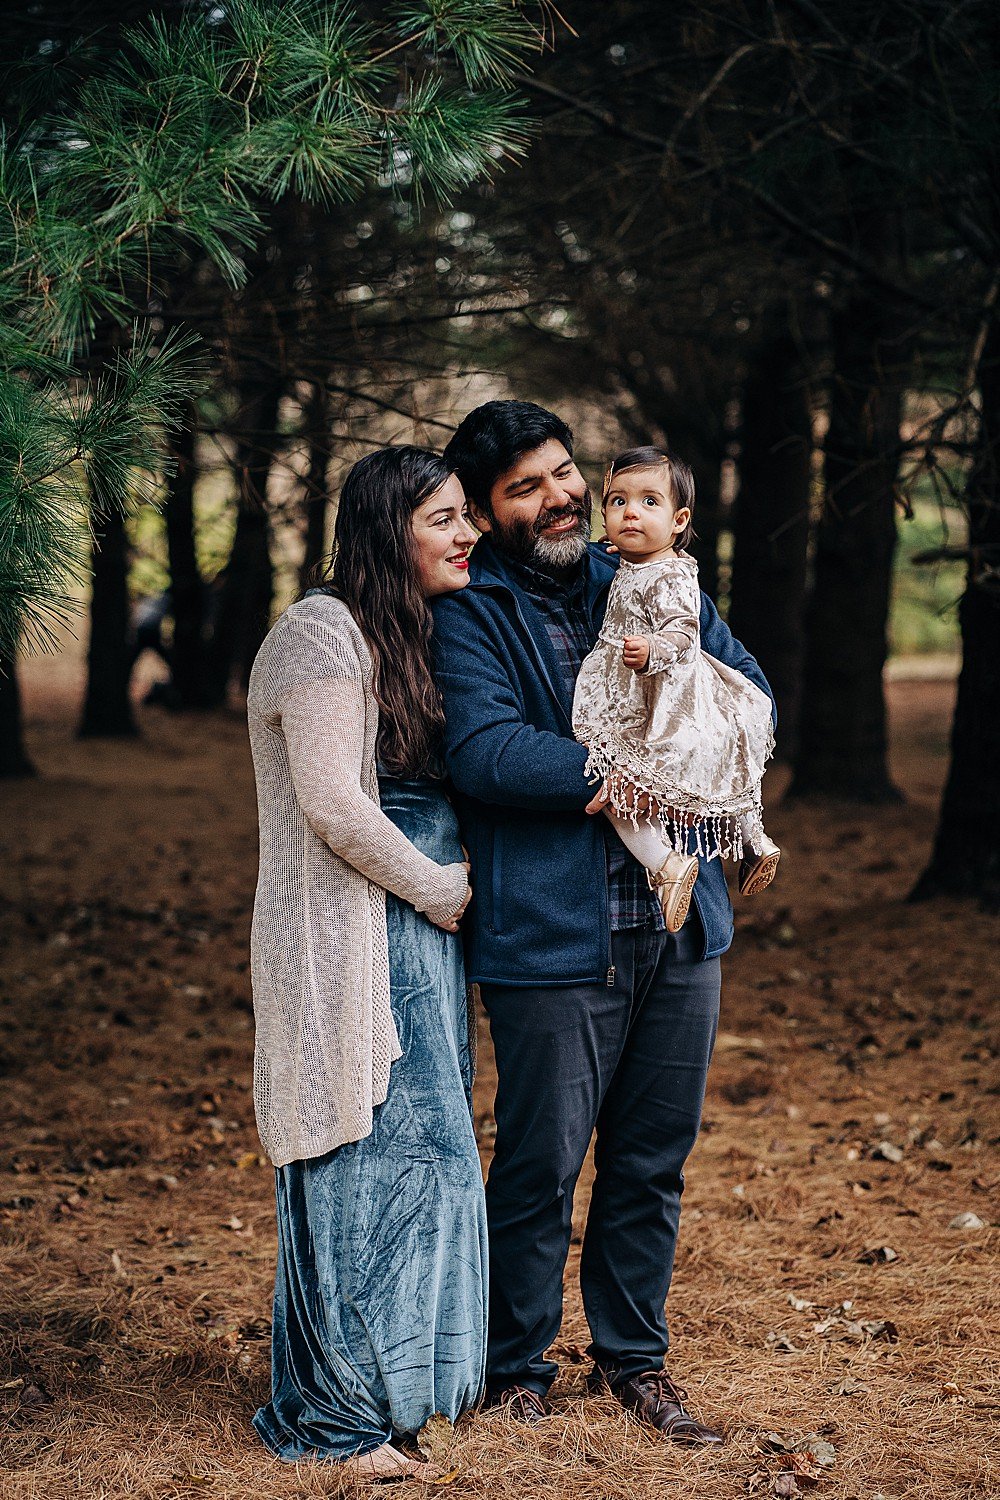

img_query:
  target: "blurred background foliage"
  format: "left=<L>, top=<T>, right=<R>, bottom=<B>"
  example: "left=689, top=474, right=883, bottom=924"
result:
left=2, top=0, right=998, bottom=903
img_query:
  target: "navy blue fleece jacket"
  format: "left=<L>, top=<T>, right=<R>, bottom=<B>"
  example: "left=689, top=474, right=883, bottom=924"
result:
left=431, top=537, right=775, bottom=986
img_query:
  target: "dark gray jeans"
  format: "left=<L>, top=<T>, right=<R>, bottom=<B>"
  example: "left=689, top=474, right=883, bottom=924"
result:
left=480, top=920, right=721, bottom=1395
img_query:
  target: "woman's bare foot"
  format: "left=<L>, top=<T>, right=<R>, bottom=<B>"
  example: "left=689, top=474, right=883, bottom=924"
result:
left=343, top=1441, right=441, bottom=1482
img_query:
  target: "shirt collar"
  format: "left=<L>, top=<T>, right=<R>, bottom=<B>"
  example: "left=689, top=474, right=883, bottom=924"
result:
left=505, top=553, right=587, bottom=606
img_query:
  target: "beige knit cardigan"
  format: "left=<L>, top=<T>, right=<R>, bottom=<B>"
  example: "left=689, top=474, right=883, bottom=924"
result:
left=247, top=594, right=468, bottom=1167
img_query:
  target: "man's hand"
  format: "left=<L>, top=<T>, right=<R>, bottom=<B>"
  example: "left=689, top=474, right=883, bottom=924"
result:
left=622, top=635, right=650, bottom=672
left=585, top=782, right=660, bottom=819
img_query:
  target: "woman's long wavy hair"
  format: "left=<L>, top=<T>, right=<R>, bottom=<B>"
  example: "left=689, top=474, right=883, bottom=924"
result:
left=318, top=446, right=453, bottom=778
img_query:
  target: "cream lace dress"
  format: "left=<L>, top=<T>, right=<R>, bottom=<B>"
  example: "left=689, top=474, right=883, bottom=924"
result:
left=572, top=553, right=774, bottom=860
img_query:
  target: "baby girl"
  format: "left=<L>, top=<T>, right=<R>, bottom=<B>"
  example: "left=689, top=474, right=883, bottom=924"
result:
left=573, top=445, right=780, bottom=933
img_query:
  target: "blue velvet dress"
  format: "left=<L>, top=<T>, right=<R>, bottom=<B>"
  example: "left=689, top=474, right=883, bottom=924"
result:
left=253, top=778, right=488, bottom=1461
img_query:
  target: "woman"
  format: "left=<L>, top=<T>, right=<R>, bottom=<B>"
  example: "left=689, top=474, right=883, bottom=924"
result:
left=247, top=447, right=483, bottom=1478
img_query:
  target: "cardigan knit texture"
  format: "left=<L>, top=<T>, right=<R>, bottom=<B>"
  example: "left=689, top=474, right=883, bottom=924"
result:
left=247, top=594, right=468, bottom=1166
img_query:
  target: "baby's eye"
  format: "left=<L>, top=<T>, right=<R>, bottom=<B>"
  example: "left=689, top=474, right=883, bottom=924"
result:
left=608, top=496, right=625, bottom=506
left=642, top=495, right=659, bottom=506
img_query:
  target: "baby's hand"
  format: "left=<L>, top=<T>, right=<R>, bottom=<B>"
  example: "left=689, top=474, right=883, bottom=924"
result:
left=622, top=635, right=650, bottom=672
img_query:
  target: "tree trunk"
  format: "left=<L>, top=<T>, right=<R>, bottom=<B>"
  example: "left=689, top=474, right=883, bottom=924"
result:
left=729, top=326, right=814, bottom=758
left=78, top=506, right=138, bottom=738
left=912, top=317, right=1000, bottom=907
left=788, top=290, right=905, bottom=802
left=299, top=383, right=331, bottom=590
left=165, top=401, right=208, bottom=707
left=637, top=408, right=723, bottom=600
left=0, top=650, right=35, bottom=778
left=616, top=363, right=725, bottom=601
left=206, top=381, right=281, bottom=704
left=678, top=436, right=723, bottom=605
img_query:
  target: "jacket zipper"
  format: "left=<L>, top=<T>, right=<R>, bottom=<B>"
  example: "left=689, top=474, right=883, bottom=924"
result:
left=468, top=569, right=617, bottom=983
left=604, top=841, right=615, bottom=987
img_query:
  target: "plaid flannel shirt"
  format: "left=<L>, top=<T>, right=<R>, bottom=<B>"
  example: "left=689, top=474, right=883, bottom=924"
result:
left=508, top=558, right=663, bottom=933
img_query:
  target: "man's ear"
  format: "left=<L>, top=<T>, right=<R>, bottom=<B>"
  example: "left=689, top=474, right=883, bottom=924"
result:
left=469, top=500, right=492, bottom=534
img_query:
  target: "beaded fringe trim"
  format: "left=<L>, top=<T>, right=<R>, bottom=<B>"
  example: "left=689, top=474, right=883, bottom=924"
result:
left=584, top=730, right=774, bottom=863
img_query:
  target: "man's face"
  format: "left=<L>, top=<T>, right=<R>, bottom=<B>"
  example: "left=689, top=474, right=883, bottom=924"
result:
left=473, top=439, right=592, bottom=570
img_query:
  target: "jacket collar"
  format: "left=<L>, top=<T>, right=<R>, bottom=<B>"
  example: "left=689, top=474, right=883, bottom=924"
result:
left=467, top=534, right=618, bottom=619
left=462, top=535, right=616, bottom=727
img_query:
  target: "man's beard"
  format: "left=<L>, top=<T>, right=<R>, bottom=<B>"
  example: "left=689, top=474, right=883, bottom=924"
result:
left=490, top=491, right=593, bottom=571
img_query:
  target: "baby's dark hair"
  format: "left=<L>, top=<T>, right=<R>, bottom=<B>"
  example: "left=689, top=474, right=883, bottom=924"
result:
left=603, top=445, right=697, bottom=552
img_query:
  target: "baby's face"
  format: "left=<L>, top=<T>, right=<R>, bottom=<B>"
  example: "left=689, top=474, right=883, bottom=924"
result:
left=603, top=468, right=689, bottom=560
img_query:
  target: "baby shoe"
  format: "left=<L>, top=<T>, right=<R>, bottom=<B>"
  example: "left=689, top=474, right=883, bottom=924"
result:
left=648, top=853, right=699, bottom=933
left=738, top=838, right=781, bottom=896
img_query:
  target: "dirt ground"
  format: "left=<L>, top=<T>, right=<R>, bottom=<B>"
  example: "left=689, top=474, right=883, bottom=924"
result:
left=1, top=659, right=997, bottom=1500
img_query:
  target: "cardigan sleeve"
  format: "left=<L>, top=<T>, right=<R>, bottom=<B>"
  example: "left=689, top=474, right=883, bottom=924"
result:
left=271, top=619, right=468, bottom=926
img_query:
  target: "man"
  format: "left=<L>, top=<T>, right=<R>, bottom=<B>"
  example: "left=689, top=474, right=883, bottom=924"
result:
left=432, top=401, right=774, bottom=1446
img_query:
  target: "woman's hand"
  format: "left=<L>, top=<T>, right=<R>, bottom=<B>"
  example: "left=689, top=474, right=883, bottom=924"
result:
left=430, top=863, right=471, bottom=933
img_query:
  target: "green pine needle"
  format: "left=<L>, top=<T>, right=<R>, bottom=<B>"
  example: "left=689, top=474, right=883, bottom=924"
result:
left=1, top=0, right=542, bottom=652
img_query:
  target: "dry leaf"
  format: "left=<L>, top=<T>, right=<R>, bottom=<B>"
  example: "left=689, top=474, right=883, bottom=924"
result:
left=781, top=1452, right=822, bottom=1487
left=948, top=1211, right=985, bottom=1230
left=871, top=1141, right=904, bottom=1163
left=772, top=1473, right=800, bottom=1497
left=857, top=1245, right=898, bottom=1264
left=19, top=1383, right=51, bottom=1410
left=854, top=1318, right=898, bottom=1343
left=416, top=1413, right=455, bottom=1463
left=716, top=1033, right=766, bottom=1053
left=787, top=1295, right=814, bottom=1312
left=222, top=1215, right=243, bottom=1231
left=831, top=1376, right=869, bottom=1396
left=761, top=1432, right=836, bottom=1467
left=800, top=1434, right=837, bottom=1466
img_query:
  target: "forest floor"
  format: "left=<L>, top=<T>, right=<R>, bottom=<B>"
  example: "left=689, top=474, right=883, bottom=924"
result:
left=1, top=660, right=997, bottom=1500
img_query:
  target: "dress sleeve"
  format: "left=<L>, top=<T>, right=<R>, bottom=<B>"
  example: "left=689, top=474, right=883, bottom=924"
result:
left=636, top=566, right=700, bottom=675
left=273, top=627, right=468, bottom=926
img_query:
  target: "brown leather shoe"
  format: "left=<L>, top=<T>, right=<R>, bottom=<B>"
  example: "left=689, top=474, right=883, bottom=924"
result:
left=480, top=1385, right=550, bottom=1425
left=591, top=1367, right=724, bottom=1447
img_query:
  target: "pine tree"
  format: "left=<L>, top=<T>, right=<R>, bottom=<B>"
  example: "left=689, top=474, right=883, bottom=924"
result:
left=0, top=0, right=538, bottom=654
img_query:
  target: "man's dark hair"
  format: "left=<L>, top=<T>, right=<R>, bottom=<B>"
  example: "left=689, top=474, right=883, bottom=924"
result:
left=444, top=400, right=574, bottom=515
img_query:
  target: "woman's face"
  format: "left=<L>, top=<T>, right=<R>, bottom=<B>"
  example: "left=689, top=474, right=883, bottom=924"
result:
left=411, top=475, right=478, bottom=598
